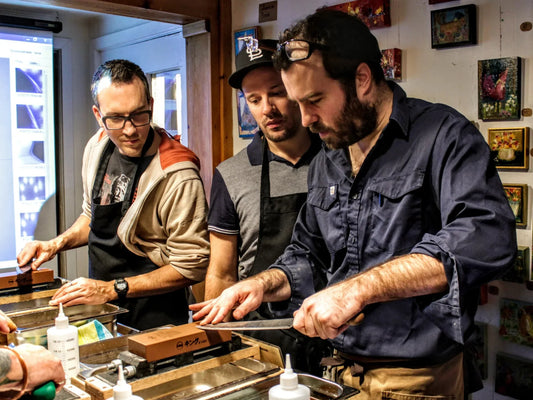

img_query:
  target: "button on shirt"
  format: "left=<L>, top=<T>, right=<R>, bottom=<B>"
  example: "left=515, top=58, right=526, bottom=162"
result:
left=270, top=82, right=516, bottom=362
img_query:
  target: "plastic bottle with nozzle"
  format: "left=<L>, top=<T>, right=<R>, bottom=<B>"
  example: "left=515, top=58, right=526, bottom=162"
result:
left=110, top=362, right=143, bottom=400
left=268, top=354, right=310, bottom=400
left=46, top=303, right=80, bottom=379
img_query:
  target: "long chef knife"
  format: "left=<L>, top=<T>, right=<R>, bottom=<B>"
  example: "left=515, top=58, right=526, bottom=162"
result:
left=198, top=313, right=364, bottom=331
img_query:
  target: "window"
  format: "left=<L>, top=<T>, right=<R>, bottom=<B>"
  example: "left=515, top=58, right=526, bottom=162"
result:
left=151, top=69, right=185, bottom=145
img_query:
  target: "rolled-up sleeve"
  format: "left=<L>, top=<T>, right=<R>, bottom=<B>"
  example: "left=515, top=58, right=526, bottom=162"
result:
left=411, top=117, right=517, bottom=343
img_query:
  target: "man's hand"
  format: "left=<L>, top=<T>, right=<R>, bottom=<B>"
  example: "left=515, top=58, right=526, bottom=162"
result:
left=293, top=279, right=364, bottom=340
left=190, top=278, right=266, bottom=324
left=11, top=343, right=65, bottom=393
left=49, top=278, right=115, bottom=306
left=16, top=240, right=59, bottom=270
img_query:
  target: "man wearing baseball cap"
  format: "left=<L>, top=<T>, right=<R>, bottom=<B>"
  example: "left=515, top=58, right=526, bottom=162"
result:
left=204, top=38, right=329, bottom=375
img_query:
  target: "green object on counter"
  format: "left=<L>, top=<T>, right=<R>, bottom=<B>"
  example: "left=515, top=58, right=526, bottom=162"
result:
left=31, top=381, right=56, bottom=400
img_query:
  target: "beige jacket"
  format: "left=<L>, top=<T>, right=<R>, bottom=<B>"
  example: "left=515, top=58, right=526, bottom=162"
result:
left=81, top=127, right=209, bottom=282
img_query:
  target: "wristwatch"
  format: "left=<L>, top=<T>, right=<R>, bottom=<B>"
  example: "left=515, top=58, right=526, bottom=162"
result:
left=114, top=278, right=129, bottom=299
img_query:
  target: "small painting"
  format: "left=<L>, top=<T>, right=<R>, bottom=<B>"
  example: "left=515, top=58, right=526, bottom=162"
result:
left=233, top=27, right=261, bottom=138
left=381, top=48, right=402, bottom=81
left=501, top=246, right=530, bottom=284
left=431, top=4, right=477, bottom=49
left=234, top=26, right=260, bottom=57
left=495, top=353, right=533, bottom=398
left=503, top=184, right=528, bottom=228
left=499, top=298, right=533, bottom=347
left=324, top=0, right=391, bottom=29
left=488, top=127, right=529, bottom=171
left=478, top=57, right=522, bottom=121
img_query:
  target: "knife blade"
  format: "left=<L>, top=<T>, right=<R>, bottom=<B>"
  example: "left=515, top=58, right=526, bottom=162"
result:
left=16, top=263, right=32, bottom=275
left=198, top=313, right=365, bottom=331
left=198, top=318, right=295, bottom=331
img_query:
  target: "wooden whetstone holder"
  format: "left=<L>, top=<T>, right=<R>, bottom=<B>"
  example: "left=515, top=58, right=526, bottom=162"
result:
left=81, top=334, right=266, bottom=400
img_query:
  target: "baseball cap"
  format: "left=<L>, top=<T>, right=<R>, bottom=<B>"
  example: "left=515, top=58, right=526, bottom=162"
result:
left=228, top=39, right=278, bottom=89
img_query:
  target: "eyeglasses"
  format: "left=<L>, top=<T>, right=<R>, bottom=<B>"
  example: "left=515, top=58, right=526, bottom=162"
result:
left=101, top=110, right=152, bottom=130
left=277, top=39, right=325, bottom=62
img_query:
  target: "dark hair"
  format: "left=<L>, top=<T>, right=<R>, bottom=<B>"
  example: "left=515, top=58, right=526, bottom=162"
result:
left=91, top=59, right=151, bottom=107
left=274, top=9, right=385, bottom=85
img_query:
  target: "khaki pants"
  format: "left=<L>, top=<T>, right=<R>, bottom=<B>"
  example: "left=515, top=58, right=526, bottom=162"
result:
left=333, top=352, right=464, bottom=400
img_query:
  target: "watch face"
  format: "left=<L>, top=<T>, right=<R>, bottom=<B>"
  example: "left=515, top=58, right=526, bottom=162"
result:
left=116, top=281, right=127, bottom=291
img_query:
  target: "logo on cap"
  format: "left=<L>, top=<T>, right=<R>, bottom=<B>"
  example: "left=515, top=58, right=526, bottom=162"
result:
left=239, top=36, right=263, bottom=61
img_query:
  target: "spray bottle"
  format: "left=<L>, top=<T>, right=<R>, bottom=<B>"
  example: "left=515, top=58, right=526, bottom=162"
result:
left=110, top=363, right=144, bottom=400
left=268, top=354, right=310, bottom=400
left=46, top=303, right=80, bottom=379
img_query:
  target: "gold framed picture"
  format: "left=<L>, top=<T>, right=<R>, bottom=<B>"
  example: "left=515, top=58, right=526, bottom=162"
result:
left=489, top=127, right=529, bottom=171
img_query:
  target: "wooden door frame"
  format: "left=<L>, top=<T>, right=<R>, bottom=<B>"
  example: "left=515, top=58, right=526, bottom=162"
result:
left=25, top=0, right=233, bottom=196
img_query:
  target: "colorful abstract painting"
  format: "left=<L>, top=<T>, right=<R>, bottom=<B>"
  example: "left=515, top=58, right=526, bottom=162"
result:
left=381, top=48, right=402, bottom=81
left=324, top=0, right=391, bottom=29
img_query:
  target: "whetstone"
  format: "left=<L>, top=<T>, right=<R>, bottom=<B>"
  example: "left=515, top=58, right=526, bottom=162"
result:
left=0, top=268, right=54, bottom=289
left=127, top=323, right=232, bottom=362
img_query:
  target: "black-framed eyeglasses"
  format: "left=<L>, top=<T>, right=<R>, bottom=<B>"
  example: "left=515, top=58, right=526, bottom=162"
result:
left=101, top=110, right=152, bottom=130
left=277, top=39, right=326, bottom=62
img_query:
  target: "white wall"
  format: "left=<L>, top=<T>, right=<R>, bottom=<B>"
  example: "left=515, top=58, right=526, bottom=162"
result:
left=231, top=1, right=533, bottom=398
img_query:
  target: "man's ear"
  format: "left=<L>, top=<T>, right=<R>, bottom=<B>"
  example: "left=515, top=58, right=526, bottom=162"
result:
left=92, top=105, right=104, bottom=127
left=355, top=62, right=373, bottom=99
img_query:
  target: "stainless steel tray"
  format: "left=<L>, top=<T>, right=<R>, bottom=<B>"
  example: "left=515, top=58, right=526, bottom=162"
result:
left=3, top=302, right=128, bottom=330
left=0, top=300, right=127, bottom=346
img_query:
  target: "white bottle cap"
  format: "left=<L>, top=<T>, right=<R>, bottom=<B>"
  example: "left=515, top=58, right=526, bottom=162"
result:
left=55, top=303, right=69, bottom=329
left=280, top=353, right=299, bottom=390
left=113, top=363, right=132, bottom=400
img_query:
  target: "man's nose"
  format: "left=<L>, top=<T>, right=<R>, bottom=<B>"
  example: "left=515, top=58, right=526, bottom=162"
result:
left=300, top=105, right=317, bottom=127
left=261, top=98, right=275, bottom=115
left=123, top=118, right=137, bottom=133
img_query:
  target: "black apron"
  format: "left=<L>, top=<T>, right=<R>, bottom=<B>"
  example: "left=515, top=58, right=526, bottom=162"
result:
left=246, top=139, right=331, bottom=376
left=88, top=134, right=188, bottom=331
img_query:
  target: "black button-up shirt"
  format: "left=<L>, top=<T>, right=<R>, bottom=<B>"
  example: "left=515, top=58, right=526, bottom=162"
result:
left=271, top=82, right=516, bottom=362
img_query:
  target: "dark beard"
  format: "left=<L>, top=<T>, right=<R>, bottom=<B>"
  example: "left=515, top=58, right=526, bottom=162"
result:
left=310, top=85, right=378, bottom=149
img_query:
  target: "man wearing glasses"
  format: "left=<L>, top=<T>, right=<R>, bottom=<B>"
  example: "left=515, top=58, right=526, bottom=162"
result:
left=205, top=39, right=328, bottom=375
left=192, top=10, right=516, bottom=398
left=18, top=59, right=209, bottom=330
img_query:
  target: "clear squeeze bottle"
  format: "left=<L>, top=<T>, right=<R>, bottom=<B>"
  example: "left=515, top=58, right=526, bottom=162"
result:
left=46, top=303, right=80, bottom=379
left=268, top=354, right=310, bottom=400
left=110, top=363, right=144, bottom=400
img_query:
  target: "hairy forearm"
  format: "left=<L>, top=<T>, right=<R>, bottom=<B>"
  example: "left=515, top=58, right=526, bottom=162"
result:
left=348, top=253, right=449, bottom=309
left=255, top=268, right=292, bottom=302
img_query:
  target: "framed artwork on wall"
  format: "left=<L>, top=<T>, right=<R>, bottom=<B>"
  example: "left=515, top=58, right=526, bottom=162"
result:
left=233, top=26, right=261, bottom=138
left=488, top=127, right=529, bottom=171
left=478, top=57, right=522, bottom=121
left=502, top=183, right=528, bottom=228
left=324, top=0, right=391, bottom=29
left=501, top=246, right=530, bottom=284
left=430, top=4, right=477, bottom=49
left=381, top=48, right=402, bottom=81
left=496, top=353, right=533, bottom=397
left=499, top=298, right=533, bottom=347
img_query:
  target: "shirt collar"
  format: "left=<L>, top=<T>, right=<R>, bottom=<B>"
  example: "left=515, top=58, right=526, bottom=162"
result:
left=387, top=81, right=410, bottom=138
left=247, top=129, right=322, bottom=166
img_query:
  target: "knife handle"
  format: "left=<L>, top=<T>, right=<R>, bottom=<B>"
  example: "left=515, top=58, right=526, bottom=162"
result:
left=347, top=313, right=365, bottom=326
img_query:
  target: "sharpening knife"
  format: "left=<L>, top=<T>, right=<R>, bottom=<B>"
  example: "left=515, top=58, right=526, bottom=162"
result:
left=198, top=313, right=364, bottom=331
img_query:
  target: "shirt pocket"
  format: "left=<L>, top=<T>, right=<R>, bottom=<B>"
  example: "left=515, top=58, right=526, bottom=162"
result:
left=307, top=185, right=347, bottom=254
left=366, top=170, right=424, bottom=254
